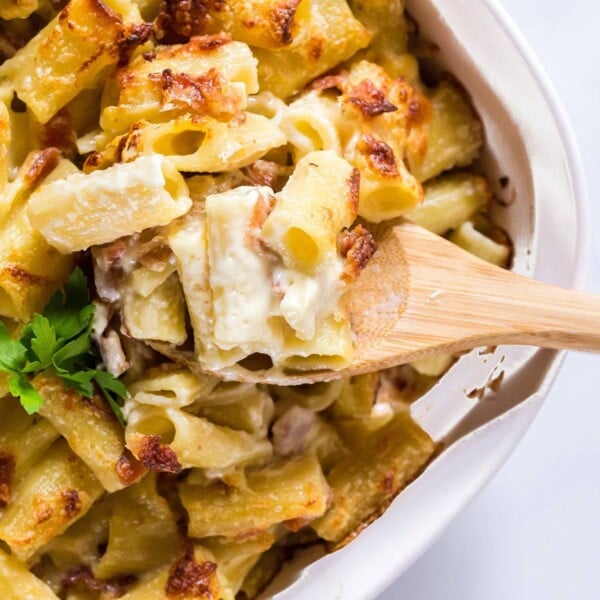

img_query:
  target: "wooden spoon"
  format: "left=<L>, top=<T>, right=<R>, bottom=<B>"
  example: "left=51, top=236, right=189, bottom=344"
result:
left=154, top=220, right=600, bottom=385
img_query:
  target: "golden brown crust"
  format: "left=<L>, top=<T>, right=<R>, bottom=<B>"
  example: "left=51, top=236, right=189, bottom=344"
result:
left=149, top=67, right=240, bottom=119
left=1, top=265, right=51, bottom=287
left=189, top=31, right=231, bottom=51
left=57, top=0, right=129, bottom=75
left=346, top=79, right=398, bottom=118
left=24, top=147, right=62, bottom=189
left=0, top=452, right=15, bottom=508
left=156, top=0, right=301, bottom=46
left=59, top=0, right=113, bottom=25
left=308, top=37, right=323, bottom=62
left=117, top=23, right=154, bottom=67
left=347, top=167, right=361, bottom=215
left=359, top=134, right=399, bottom=178
left=41, top=375, right=115, bottom=420
left=116, top=451, right=147, bottom=486
left=269, top=0, right=302, bottom=45
left=405, top=91, right=433, bottom=160
left=165, top=545, right=219, bottom=598
left=61, top=489, right=82, bottom=519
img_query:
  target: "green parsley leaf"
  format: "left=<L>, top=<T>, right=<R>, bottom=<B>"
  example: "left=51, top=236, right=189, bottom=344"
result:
left=57, top=368, right=96, bottom=398
left=30, top=314, right=59, bottom=368
left=0, top=321, right=27, bottom=373
left=44, top=268, right=94, bottom=341
left=52, top=328, right=92, bottom=370
left=0, top=268, right=129, bottom=425
left=7, top=374, right=44, bottom=414
left=99, top=388, right=126, bottom=427
left=93, top=370, right=129, bottom=398
left=94, top=370, right=128, bottom=426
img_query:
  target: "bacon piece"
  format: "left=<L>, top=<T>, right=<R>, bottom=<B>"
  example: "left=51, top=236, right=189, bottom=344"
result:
left=306, top=70, right=348, bottom=93
left=155, top=1, right=226, bottom=41
left=116, top=451, right=146, bottom=486
left=136, top=435, right=183, bottom=473
left=24, top=147, right=61, bottom=190
left=244, top=160, right=291, bottom=192
left=338, top=224, right=377, bottom=280
left=272, top=406, right=316, bottom=458
left=39, top=109, right=77, bottom=158
left=62, top=566, right=137, bottom=598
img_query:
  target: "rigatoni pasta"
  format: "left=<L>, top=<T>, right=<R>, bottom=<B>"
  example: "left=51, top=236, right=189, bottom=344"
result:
left=97, top=112, right=287, bottom=172
left=0, top=0, right=146, bottom=123
left=0, top=439, right=104, bottom=560
left=101, top=34, right=259, bottom=132
left=93, top=473, right=181, bottom=578
left=125, top=403, right=273, bottom=470
left=0, top=548, right=59, bottom=599
left=0, top=0, right=513, bottom=597
left=180, top=454, right=331, bottom=539
left=27, top=155, right=191, bottom=252
left=33, top=373, right=140, bottom=492
left=0, top=151, right=75, bottom=321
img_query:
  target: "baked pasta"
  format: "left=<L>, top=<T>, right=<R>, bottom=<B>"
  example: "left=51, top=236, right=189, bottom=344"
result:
left=0, top=0, right=512, bottom=597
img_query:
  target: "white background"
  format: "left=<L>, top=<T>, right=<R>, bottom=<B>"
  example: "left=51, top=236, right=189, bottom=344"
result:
left=380, top=1, right=600, bottom=598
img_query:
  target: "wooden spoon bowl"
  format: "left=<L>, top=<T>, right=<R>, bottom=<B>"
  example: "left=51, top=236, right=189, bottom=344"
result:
left=154, top=220, right=600, bottom=385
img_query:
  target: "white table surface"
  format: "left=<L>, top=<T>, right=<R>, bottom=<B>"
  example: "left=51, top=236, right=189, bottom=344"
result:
left=380, top=1, right=600, bottom=598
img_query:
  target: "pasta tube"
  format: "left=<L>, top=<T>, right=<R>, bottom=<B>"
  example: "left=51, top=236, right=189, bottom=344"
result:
left=313, top=412, right=435, bottom=545
left=180, top=454, right=331, bottom=538
left=0, top=152, right=75, bottom=321
left=125, top=404, right=272, bottom=471
left=254, top=0, right=371, bottom=98
left=0, top=440, right=104, bottom=560
left=94, top=474, right=181, bottom=578
left=27, top=155, right=192, bottom=253
left=115, top=113, right=287, bottom=173
left=101, top=35, right=258, bottom=132
left=33, top=373, right=141, bottom=492
left=450, top=220, right=511, bottom=267
left=0, top=0, right=145, bottom=123
left=0, top=548, right=59, bottom=599
left=407, top=81, right=483, bottom=182
left=405, top=172, right=491, bottom=235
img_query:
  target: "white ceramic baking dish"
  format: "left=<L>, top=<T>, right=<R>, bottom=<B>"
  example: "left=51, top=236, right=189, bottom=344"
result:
left=261, top=0, right=589, bottom=598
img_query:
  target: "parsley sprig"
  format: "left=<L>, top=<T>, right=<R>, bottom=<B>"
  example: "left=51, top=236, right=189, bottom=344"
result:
left=0, top=268, right=127, bottom=424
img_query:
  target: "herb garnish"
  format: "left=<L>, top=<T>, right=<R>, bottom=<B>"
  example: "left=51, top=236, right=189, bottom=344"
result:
left=0, top=268, right=127, bottom=424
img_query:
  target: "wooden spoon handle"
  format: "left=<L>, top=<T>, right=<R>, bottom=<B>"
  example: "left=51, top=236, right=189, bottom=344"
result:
left=365, top=222, right=600, bottom=367
left=459, top=266, right=600, bottom=353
